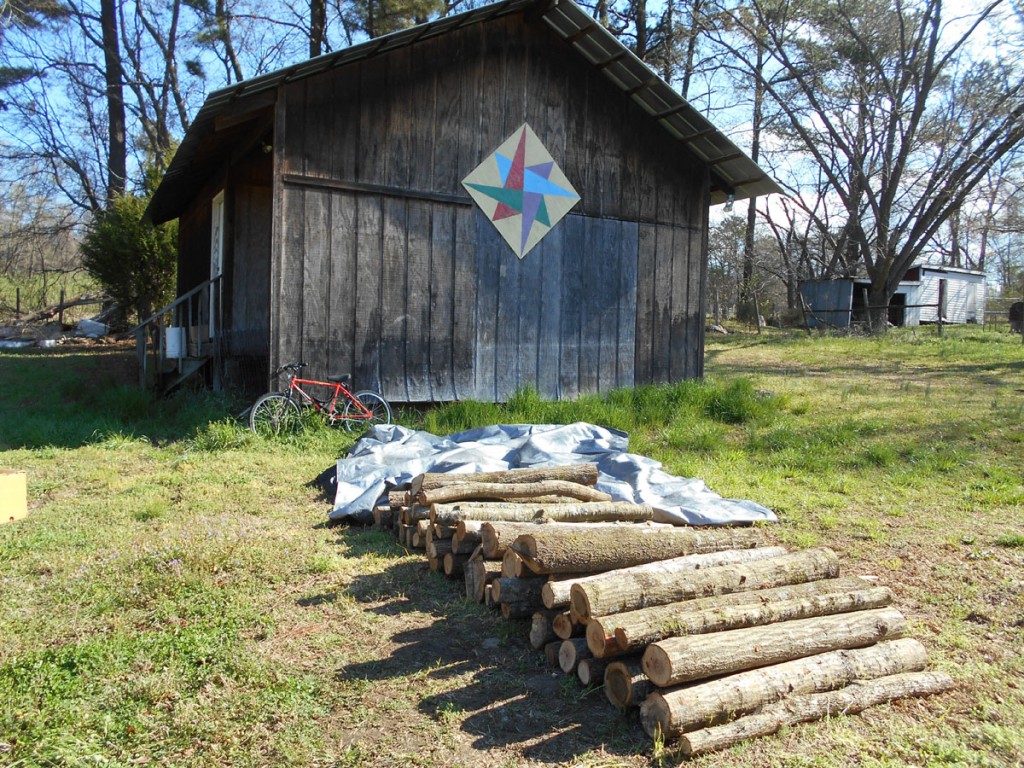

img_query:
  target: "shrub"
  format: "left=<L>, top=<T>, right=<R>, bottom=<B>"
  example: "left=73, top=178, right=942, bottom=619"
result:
left=79, top=193, right=177, bottom=327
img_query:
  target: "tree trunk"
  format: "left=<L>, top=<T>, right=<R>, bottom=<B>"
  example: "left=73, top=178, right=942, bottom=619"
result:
left=309, top=0, right=326, bottom=57
left=410, top=463, right=598, bottom=498
left=559, top=637, right=591, bottom=674
left=604, top=658, right=650, bottom=709
left=481, top=522, right=550, bottom=559
left=100, top=0, right=126, bottom=203
left=609, top=581, right=892, bottom=654
left=570, top=548, right=838, bottom=620
left=641, top=637, right=927, bottom=739
left=642, top=607, right=906, bottom=687
left=678, top=671, right=955, bottom=756
left=513, top=526, right=765, bottom=575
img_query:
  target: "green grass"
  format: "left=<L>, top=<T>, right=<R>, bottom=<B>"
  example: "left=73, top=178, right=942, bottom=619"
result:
left=0, top=271, right=100, bottom=322
left=1, top=326, right=1023, bottom=767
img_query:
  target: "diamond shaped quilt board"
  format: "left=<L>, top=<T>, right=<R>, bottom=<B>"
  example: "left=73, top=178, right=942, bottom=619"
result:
left=462, top=123, right=581, bottom=259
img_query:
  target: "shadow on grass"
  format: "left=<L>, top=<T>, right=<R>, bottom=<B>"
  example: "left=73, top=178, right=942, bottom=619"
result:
left=0, top=346, right=240, bottom=449
left=330, top=527, right=649, bottom=763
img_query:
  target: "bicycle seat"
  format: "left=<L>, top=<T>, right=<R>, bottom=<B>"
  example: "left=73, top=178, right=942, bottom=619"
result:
left=327, top=373, right=351, bottom=385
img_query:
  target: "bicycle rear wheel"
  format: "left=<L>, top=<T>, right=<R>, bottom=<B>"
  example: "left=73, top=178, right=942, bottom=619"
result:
left=342, top=391, right=392, bottom=432
left=249, top=393, right=302, bottom=436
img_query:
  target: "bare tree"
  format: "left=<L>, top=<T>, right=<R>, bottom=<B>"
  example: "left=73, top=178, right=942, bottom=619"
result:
left=716, top=0, right=1024, bottom=330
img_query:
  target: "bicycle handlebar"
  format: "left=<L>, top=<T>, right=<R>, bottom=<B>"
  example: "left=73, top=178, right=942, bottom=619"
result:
left=274, top=361, right=307, bottom=376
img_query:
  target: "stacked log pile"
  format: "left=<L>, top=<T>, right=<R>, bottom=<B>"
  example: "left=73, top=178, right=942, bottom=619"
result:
left=373, top=463, right=952, bottom=757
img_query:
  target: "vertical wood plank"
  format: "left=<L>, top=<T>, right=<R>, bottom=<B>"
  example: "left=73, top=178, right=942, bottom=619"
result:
left=559, top=213, right=584, bottom=399
left=331, top=63, right=360, bottom=182
left=303, top=72, right=334, bottom=177
left=429, top=206, right=456, bottom=401
left=474, top=209, right=501, bottom=402
left=695, top=170, right=710, bottom=378
left=405, top=200, right=432, bottom=400
left=452, top=206, right=477, bottom=399
left=280, top=185, right=306, bottom=370
left=268, top=92, right=288, bottom=377
left=358, top=57, right=389, bottom=184
left=651, top=224, right=674, bottom=382
left=385, top=46, right=413, bottom=190
left=495, top=247, right=519, bottom=401
left=328, top=191, right=357, bottom=380
left=634, top=224, right=656, bottom=384
left=516, top=243, right=542, bottom=393
left=536, top=220, right=563, bottom=399
left=669, top=222, right=689, bottom=381
left=433, top=36, right=464, bottom=197
left=302, top=187, right=330, bottom=379
left=577, top=217, right=601, bottom=394
left=618, top=220, right=638, bottom=389
left=353, top=196, right=383, bottom=391
left=283, top=81, right=307, bottom=176
left=380, top=197, right=408, bottom=402
left=598, top=218, right=622, bottom=393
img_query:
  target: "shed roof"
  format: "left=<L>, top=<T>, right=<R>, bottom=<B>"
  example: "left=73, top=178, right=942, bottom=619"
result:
left=148, top=0, right=780, bottom=223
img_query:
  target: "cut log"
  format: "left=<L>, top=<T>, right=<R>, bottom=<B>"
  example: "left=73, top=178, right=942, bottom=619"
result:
left=452, top=521, right=483, bottom=554
left=604, top=658, right=650, bottom=709
left=432, top=502, right=647, bottom=527
left=530, top=610, right=559, bottom=649
left=403, top=504, right=431, bottom=524
left=503, top=601, right=542, bottom=619
left=372, top=506, right=393, bottom=529
left=514, top=525, right=764, bottom=575
left=410, top=463, right=599, bottom=498
left=677, top=671, right=955, bottom=756
left=642, top=607, right=906, bottom=688
left=502, top=549, right=530, bottom=578
left=602, top=581, right=893, bottom=655
left=544, top=641, right=562, bottom=666
left=640, top=637, right=929, bottom=739
left=426, top=539, right=453, bottom=561
left=571, top=547, right=841, bottom=620
left=552, top=610, right=584, bottom=640
left=479, top=521, right=633, bottom=559
left=578, top=657, right=613, bottom=686
left=427, top=556, right=441, bottom=572
left=559, top=638, right=591, bottom=675
left=464, top=557, right=502, bottom=603
left=388, top=490, right=407, bottom=509
left=491, top=576, right=547, bottom=606
left=433, top=524, right=456, bottom=539
left=484, top=583, right=496, bottom=609
left=443, top=552, right=470, bottom=578
left=419, top=480, right=612, bottom=506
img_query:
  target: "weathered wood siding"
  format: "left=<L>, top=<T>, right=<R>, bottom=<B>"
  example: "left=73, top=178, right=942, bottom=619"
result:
left=271, top=13, right=707, bottom=401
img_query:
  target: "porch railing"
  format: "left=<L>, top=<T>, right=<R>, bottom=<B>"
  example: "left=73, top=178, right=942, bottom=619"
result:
left=130, top=276, right=222, bottom=391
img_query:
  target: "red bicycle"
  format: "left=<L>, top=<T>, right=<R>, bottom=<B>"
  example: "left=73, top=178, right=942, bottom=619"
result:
left=248, top=362, right=392, bottom=436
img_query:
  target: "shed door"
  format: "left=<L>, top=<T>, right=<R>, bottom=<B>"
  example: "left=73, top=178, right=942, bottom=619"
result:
left=210, top=190, right=225, bottom=335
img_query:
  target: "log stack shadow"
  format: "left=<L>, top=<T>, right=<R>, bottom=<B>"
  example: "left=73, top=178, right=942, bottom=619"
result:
left=372, top=463, right=953, bottom=758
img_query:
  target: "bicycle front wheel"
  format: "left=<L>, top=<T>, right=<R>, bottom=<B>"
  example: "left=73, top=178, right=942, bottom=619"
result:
left=249, top=393, right=302, bottom=436
left=342, top=391, right=392, bottom=432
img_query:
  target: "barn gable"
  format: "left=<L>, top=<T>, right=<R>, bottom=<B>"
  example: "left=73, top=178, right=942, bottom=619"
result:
left=145, top=0, right=779, bottom=400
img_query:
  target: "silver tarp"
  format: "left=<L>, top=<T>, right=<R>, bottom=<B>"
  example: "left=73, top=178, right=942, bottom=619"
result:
left=328, top=422, right=776, bottom=526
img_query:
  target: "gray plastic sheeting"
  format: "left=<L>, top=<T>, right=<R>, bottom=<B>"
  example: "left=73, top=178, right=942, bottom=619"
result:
left=329, top=422, right=776, bottom=526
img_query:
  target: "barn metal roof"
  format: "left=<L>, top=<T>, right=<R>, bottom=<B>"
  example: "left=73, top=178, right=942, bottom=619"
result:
left=148, top=0, right=780, bottom=223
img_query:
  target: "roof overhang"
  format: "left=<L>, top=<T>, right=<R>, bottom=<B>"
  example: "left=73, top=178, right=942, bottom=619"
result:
left=147, top=0, right=780, bottom=223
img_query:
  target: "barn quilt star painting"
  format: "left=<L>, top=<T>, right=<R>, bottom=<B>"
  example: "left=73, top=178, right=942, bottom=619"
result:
left=463, top=123, right=581, bottom=259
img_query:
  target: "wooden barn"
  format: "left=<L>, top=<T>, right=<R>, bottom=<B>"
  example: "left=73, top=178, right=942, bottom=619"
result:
left=144, top=0, right=778, bottom=401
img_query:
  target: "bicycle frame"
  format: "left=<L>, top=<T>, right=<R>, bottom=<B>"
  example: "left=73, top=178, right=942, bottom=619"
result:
left=285, top=376, right=375, bottom=420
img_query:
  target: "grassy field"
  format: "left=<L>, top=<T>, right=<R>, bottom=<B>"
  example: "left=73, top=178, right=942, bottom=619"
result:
left=0, top=327, right=1022, bottom=767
